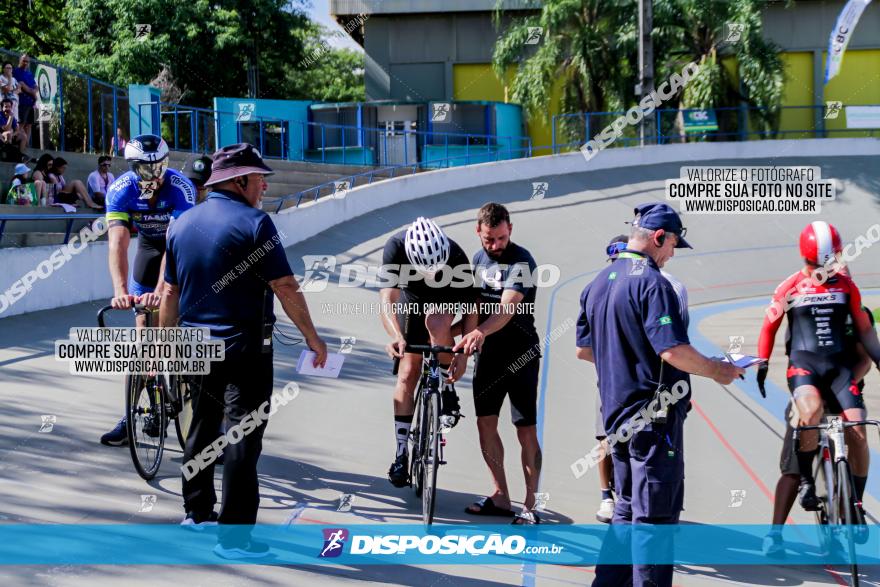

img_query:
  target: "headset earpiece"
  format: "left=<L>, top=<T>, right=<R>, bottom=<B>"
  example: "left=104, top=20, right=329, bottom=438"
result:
left=655, top=230, right=666, bottom=247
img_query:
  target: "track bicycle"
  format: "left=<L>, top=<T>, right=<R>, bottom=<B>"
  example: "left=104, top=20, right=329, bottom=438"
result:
left=795, top=416, right=878, bottom=586
left=97, top=304, right=194, bottom=480
left=393, top=344, right=473, bottom=526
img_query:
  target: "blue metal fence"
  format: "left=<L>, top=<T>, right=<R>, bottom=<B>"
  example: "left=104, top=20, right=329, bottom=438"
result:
left=551, top=104, right=880, bottom=153
left=268, top=143, right=539, bottom=213
left=0, top=48, right=129, bottom=156
left=139, top=100, right=532, bottom=166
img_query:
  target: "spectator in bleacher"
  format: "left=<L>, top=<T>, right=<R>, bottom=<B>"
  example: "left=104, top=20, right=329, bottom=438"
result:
left=110, top=126, right=128, bottom=155
left=1, top=62, right=20, bottom=120
left=13, top=54, right=36, bottom=148
left=48, top=156, right=103, bottom=209
left=87, top=155, right=115, bottom=206
left=32, top=153, right=53, bottom=183
left=0, top=98, right=27, bottom=153
left=5, top=162, right=46, bottom=206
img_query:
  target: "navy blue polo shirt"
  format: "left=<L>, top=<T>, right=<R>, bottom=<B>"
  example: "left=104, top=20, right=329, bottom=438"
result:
left=576, top=250, right=690, bottom=435
left=164, top=189, right=292, bottom=356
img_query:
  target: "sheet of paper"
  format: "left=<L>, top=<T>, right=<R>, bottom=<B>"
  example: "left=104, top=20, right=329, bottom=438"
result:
left=721, top=353, right=766, bottom=369
left=296, top=350, right=345, bottom=378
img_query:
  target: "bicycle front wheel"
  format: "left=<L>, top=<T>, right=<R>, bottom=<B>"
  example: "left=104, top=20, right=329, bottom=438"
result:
left=171, top=375, right=194, bottom=450
left=421, top=392, right=440, bottom=527
left=838, top=459, right=859, bottom=586
left=126, top=373, right=166, bottom=480
left=409, top=385, right=425, bottom=497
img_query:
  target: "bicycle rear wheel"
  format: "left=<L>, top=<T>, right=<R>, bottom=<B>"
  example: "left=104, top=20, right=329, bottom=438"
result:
left=421, top=392, right=440, bottom=527
left=171, top=375, right=194, bottom=450
left=126, top=373, right=166, bottom=480
left=838, top=460, right=859, bottom=586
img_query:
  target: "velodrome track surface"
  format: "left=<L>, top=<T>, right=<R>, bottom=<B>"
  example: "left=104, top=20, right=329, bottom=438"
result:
left=2, top=153, right=880, bottom=585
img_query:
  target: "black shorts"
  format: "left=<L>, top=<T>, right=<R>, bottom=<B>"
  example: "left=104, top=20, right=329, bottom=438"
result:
left=473, top=339, right=540, bottom=427
left=786, top=350, right=865, bottom=412
left=130, top=236, right=165, bottom=294
left=18, top=103, right=34, bottom=126
left=394, top=289, right=473, bottom=347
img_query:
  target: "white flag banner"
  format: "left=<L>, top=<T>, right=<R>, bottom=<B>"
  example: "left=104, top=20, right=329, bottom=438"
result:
left=824, top=0, right=873, bottom=84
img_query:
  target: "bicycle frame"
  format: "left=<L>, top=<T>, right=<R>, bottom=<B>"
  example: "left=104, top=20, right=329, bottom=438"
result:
left=392, top=344, right=470, bottom=526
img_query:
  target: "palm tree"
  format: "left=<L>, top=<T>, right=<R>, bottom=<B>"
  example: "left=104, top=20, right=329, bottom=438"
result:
left=655, top=0, right=786, bottom=139
left=493, top=0, right=786, bottom=147
left=492, top=0, right=636, bottom=147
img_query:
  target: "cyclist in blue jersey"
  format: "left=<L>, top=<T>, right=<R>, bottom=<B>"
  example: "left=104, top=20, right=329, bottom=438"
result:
left=100, top=134, right=197, bottom=445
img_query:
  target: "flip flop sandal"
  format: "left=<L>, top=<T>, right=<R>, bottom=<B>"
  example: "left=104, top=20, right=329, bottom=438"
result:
left=464, top=496, right=516, bottom=517
left=511, top=510, right=541, bottom=525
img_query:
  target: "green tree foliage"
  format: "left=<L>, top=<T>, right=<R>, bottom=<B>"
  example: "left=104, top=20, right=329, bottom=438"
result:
left=290, top=25, right=365, bottom=103
left=1, top=0, right=364, bottom=106
left=0, top=0, right=66, bottom=56
left=494, top=0, right=786, bottom=141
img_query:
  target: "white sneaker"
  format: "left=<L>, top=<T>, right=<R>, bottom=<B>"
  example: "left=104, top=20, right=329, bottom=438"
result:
left=180, top=511, right=218, bottom=531
left=213, top=540, right=271, bottom=560
left=596, top=498, right=614, bottom=524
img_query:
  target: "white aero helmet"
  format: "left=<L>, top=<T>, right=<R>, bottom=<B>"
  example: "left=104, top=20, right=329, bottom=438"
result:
left=404, top=217, right=451, bottom=275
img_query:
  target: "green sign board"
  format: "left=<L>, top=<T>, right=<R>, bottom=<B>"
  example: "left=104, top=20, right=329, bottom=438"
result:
left=683, top=109, right=718, bottom=133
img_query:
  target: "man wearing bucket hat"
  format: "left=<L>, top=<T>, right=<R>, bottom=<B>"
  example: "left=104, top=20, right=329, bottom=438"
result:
left=160, top=143, right=327, bottom=559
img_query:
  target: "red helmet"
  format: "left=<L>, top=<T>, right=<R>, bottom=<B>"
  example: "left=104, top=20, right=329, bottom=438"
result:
left=799, top=221, right=842, bottom=266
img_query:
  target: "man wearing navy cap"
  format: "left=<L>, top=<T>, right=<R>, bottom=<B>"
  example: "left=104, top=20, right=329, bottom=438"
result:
left=160, top=143, right=327, bottom=559
left=576, top=203, right=742, bottom=586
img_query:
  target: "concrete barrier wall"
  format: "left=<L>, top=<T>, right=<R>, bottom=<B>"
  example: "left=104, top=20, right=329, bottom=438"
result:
left=2, top=138, right=878, bottom=318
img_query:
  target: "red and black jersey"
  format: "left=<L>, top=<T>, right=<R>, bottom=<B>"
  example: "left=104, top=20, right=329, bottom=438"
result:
left=758, top=270, right=867, bottom=359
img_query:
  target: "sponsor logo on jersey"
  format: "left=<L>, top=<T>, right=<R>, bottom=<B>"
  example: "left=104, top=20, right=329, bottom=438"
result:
left=790, top=292, right=845, bottom=307
left=170, top=173, right=196, bottom=204
left=659, top=315, right=672, bottom=325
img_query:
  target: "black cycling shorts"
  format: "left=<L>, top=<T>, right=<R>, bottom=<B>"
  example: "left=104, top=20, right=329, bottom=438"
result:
left=394, top=289, right=474, bottom=347
left=130, top=236, right=165, bottom=295
left=786, top=350, right=865, bottom=413
left=473, top=339, right=540, bottom=427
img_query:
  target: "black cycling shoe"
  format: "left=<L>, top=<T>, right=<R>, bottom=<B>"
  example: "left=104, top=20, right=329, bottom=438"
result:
left=440, top=387, right=462, bottom=429
left=853, top=503, right=869, bottom=545
left=798, top=481, right=820, bottom=511
left=142, top=414, right=166, bottom=438
left=388, top=453, right=410, bottom=488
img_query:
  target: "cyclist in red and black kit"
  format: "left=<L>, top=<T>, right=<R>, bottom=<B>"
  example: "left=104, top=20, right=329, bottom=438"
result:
left=757, top=221, right=880, bottom=513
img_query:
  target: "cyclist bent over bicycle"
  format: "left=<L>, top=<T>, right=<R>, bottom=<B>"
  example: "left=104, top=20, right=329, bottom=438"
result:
left=380, top=217, right=476, bottom=487
left=757, top=222, right=880, bottom=516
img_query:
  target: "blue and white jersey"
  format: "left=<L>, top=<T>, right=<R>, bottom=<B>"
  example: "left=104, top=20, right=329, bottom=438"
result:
left=106, top=169, right=196, bottom=241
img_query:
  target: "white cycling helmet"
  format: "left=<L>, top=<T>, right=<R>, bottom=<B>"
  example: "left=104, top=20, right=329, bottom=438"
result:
left=124, top=134, right=170, bottom=183
left=404, top=217, right=450, bottom=275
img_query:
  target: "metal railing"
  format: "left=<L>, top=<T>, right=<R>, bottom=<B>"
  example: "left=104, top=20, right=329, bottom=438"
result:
left=0, top=213, right=105, bottom=246
left=551, top=104, right=880, bottom=153
left=139, top=101, right=532, bottom=167
left=267, top=143, right=538, bottom=213
left=137, top=101, right=289, bottom=159
left=0, top=48, right=129, bottom=157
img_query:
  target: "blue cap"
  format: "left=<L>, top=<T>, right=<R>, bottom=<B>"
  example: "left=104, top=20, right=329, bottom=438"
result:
left=632, top=203, right=692, bottom=249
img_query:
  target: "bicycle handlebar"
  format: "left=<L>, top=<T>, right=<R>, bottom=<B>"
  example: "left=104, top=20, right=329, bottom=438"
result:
left=796, top=419, right=880, bottom=432
left=96, top=303, right=152, bottom=327
left=391, top=345, right=477, bottom=376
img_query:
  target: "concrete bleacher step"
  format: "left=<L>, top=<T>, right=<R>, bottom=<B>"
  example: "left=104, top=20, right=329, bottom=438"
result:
left=1, top=150, right=379, bottom=207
